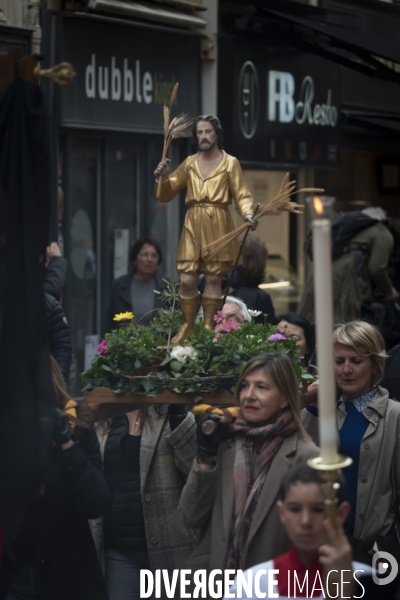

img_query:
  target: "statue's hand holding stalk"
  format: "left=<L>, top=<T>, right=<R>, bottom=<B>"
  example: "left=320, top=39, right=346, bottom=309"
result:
left=154, top=159, right=170, bottom=183
left=245, top=214, right=258, bottom=231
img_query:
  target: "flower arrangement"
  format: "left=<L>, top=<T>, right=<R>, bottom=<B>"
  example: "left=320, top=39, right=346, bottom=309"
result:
left=81, top=286, right=314, bottom=401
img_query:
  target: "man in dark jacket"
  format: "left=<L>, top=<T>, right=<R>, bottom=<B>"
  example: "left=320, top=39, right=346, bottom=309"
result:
left=44, top=293, right=72, bottom=382
left=43, top=242, right=67, bottom=301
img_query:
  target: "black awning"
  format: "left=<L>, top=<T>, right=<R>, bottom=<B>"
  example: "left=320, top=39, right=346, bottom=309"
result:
left=345, top=115, right=400, bottom=135
left=259, top=8, right=400, bottom=82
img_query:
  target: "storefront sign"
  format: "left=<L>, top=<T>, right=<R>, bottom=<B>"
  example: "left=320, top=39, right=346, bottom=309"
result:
left=221, top=41, right=341, bottom=166
left=60, top=17, right=200, bottom=132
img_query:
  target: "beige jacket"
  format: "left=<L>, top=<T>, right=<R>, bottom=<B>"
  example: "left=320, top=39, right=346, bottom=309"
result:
left=178, top=432, right=319, bottom=572
left=156, top=152, right=254, bottom=264
left=301, top=386, right=400, bottom=542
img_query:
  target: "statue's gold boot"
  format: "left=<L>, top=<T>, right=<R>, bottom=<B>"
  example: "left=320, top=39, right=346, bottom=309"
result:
left=202, top=296, right=224, bottom=330
left=171, top=293, right=201, bottom=345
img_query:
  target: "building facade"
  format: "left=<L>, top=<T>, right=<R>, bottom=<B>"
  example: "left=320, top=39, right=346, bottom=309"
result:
left=41, top=0, right=206, bottom=393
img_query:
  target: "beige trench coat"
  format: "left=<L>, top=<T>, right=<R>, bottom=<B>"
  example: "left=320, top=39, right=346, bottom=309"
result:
left=301, top=386, right=400, bottom=542
left=156, top=152, right=254, bottom=264
left=178, top=432, right=319, bottom=572
left=91, top=407, right=197, bottom=574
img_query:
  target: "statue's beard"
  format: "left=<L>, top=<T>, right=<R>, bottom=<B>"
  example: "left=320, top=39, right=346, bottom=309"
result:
left=198, top=140, right=216, bottom=152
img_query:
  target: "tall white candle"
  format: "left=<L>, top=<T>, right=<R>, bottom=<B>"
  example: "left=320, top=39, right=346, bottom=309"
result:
left=312, top=215, right=338, bottom=464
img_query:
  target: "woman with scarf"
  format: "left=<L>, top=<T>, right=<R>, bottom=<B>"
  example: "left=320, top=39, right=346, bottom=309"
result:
left=179, top=352, right=319, bottom=578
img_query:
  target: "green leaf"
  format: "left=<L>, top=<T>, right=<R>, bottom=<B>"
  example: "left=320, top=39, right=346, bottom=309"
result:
left=142, top=379, right=151, bottom=392
left=170, top=360, right=183, bottom=372
left=101, top=365, right=114, bottom=373
left=134, top=358, right=141, bottom=369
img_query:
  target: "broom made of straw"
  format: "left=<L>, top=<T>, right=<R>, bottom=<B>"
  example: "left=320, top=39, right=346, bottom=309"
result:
left=156, top=83, right=194, bottom=198
left=201, top=173, right=324, bottom=260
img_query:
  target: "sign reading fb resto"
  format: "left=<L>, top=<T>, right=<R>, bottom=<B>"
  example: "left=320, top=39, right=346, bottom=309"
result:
left=60, top=17, right=200, bottom=132
left=225, top=44, right=341, bottom=167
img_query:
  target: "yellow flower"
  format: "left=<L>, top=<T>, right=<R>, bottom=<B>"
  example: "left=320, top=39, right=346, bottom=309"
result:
left=113, top=312, right=134, bottom=321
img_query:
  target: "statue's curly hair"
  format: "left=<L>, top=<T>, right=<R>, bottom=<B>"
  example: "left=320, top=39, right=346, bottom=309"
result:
left=192, top=115, right=224, bottom=150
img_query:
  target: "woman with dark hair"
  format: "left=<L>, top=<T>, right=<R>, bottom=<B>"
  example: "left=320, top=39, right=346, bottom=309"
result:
left=276, top=312, right=316, bottom=369
left=227, top=237, right=275, bottom=324
left=179, top=352, right=319, bottom=575
left=104, top=236, right=165, bottom=332
left=276, top=313, right=317, bottom=409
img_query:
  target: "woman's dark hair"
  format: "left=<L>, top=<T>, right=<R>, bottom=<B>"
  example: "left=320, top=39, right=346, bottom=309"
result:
left=277, top=313, right=316, bottom=368
left=279, top=462, right=347, bottom=505
left=192, top=115, right=224, bottom=150
left=129, top=237, right=163, bottom=270
left=238, top=237, right=268, bottom=286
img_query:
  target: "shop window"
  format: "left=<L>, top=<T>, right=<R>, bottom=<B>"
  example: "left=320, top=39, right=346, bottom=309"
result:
left=66, top=137, right=99, bottom=396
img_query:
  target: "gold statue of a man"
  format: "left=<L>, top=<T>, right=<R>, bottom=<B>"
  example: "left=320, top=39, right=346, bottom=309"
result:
left=154, top=115, right=257, bottom=344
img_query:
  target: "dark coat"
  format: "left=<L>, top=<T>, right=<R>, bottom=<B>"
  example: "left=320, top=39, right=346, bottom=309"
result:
left=43, top=256, right=68, bottom=301
left=1, top=430, right=110, bottom=600
left=299, top=222, right=394, bottom=325
left=104, top=271, right=165, bottom=334
left=44, top=292, right=72, bottom=381
left=229, top=270, right=276, bottom=324
left=103, top=417, right=147, bottom=553
left=381, top=343, right=400, bottom=402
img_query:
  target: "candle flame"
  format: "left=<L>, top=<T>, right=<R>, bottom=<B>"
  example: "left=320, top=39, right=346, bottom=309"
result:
left=313, top=196, right=324, bottom=216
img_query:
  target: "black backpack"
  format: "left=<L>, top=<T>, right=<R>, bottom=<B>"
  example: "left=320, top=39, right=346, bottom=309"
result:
left=304, top=210, right=377, bottom=261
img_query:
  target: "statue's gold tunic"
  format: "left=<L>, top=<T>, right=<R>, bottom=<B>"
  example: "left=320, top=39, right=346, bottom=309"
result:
left=156, top=151, right=254, bottom=275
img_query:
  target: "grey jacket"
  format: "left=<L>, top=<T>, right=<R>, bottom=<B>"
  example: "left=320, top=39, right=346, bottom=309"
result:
left=179, top=432, right=319, bottom=572
left=301, top=386, right=400, bottom=542
left=92, top=406, right=197, bottom=573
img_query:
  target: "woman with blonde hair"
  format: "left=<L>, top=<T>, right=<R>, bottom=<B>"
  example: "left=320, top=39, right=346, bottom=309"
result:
left=302, top=319, right=400, bottom=563
left=179, top=352, right=319, bottom=574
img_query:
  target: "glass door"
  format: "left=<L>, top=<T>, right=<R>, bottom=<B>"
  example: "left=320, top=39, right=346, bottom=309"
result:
left=101, top=140, right=143, bottom=333
left=66, top=137, right=99, bottom=396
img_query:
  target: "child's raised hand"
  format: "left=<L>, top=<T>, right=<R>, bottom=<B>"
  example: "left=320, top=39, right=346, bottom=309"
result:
left=319, top=518, right=354, bottom=597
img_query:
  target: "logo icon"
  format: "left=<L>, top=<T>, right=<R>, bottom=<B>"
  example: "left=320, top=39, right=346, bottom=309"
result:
left=372, top=551, right=398, bottom=585
left=238, top=61, right=260, bottom=139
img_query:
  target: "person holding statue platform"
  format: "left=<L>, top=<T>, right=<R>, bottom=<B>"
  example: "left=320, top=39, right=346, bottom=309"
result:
left=154, top=115, right=257, bottom=345
left=178, top=352, right=319, bottom=575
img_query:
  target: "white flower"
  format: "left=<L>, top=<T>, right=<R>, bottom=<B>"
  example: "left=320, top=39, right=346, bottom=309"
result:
left=171, top=345, right=198, bottom=363
left=248, top=309, right=262, bottom=318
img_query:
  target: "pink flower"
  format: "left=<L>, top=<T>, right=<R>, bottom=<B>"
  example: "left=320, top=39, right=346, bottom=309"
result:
left=222, top=320, right=240, bottom=332
left=214, top=310, right=225, bottom=324
left=98, top=340, right=108, bottom=354
left=268, top=333, right=287, bottom=342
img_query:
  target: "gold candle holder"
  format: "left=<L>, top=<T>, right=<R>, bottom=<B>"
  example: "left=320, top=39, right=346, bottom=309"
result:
left=308, top=455, right=353, bottom=596
left=308, top=455, right=353, bottom=529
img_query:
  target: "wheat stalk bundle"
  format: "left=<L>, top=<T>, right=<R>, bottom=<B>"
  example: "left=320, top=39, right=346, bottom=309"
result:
left=156, top=83, right=194, bottom=198
left=201, top=173, right=324, bottom=260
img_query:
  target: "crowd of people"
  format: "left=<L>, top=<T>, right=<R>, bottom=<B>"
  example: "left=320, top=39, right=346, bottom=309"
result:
left=5, top=230, right=400, bottom=600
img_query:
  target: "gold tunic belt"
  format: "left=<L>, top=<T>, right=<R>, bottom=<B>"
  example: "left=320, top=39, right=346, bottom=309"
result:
left=187, top=202, right=227, bottom=217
